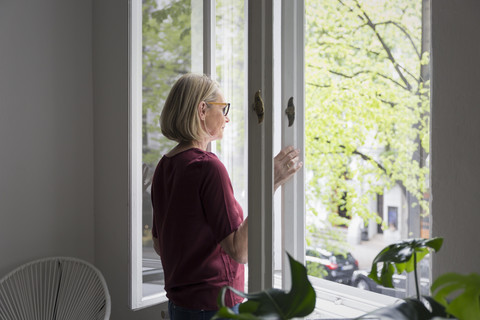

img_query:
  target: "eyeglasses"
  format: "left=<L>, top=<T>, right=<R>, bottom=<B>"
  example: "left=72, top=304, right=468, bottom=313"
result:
left=207, top=102, right=230, bottom=117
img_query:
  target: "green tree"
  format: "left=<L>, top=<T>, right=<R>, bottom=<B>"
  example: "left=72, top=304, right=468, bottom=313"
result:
left=142, top=0, right=192, bottom=167
left=305, top=0, right=430, bottom=242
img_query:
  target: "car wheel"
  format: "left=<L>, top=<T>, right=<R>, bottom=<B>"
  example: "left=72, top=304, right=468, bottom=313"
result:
left=356, top=279, right=370, bottom=291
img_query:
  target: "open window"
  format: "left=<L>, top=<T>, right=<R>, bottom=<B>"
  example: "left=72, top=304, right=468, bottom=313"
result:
left=129, top=0, right=432, bottom=316
left=300, top=0, right=433, bottom=316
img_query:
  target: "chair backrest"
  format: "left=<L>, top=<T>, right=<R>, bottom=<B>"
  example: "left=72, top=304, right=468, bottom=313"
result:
left=0, top=257, right=111, bottom=320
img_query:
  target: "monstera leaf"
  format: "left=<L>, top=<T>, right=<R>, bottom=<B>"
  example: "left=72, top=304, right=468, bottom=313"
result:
left=432, top=272, right=480, bottom=320
left=368, top=237, right=443, bottom=299
left=213, top=253, right=316, bottom=319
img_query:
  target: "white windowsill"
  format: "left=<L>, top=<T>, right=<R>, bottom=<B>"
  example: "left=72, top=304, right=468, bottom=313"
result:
left=307, top=277, right=400, bottom=319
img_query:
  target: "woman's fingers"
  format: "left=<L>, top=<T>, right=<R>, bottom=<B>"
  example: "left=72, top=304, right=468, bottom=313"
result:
left=274, top=146, right=303, bottom=191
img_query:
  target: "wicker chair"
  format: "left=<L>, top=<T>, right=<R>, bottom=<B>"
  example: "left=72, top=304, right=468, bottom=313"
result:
left=0, top=257, right=111, bottom=320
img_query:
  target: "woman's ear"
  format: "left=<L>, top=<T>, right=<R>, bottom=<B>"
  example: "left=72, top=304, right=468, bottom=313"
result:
left=198, top=101, right=207, bottom=120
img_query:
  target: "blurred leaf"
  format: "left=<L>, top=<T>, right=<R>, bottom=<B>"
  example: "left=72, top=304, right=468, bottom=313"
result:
left=432, top=272, right=480, bottom=320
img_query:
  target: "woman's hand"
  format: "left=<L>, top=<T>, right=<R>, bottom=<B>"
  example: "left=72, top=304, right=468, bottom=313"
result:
left=274, top=146, right=303, bottom=191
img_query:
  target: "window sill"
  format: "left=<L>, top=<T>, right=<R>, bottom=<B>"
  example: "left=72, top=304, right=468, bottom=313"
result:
left=308, top=277, right=400, bottom=319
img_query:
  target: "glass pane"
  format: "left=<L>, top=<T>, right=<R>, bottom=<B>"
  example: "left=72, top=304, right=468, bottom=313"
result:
left=213, top=0, right=248, bottom=290
left=141, top=0, right=203, bottom=298
left=305, top=0, right=431, bottom=300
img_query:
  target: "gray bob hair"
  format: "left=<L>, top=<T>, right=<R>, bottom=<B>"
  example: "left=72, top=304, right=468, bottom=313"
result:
left=160, top=73, right=220, bottom=143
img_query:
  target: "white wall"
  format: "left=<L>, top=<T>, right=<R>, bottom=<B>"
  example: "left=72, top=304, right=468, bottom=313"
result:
left=431, top=0, right=480, bottom=278
left=0, top=0, right=94, bottom=277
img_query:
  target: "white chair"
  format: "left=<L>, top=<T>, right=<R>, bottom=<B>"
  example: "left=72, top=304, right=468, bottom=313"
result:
left=0, top=257, right=111, bottom=320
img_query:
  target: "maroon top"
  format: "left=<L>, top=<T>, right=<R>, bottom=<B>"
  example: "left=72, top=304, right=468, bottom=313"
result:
left=151, top=148, right=244, bottom=310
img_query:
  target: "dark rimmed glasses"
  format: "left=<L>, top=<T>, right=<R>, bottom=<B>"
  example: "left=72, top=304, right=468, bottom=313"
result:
left=207, top=102, right=230, bottom=117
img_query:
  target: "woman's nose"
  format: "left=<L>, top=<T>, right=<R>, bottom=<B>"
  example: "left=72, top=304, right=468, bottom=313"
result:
left=225, top=115, right=230, bottom=122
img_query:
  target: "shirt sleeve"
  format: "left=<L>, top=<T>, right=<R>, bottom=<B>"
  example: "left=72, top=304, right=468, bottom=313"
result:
left=199, top=155, right=243, bottom=243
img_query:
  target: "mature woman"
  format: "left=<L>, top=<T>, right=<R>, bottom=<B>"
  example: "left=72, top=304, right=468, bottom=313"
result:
left=151, top=73, right=302, bottom=320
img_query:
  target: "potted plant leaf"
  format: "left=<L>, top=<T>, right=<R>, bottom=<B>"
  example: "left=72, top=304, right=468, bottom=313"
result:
left=354, top=237, right=480, bottom=320
left=356, top=237, right=449, bottom=320
left=213, top=253, right=316, bottom=319
left=431, top=272, right=480, bottom=320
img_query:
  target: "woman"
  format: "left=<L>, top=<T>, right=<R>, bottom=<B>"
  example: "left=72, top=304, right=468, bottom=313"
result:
left=151, top=73, right=302, bottom=319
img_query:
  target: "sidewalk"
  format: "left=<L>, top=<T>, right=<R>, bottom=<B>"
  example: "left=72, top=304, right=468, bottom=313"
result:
left=350, top=233, right=388, bottom=270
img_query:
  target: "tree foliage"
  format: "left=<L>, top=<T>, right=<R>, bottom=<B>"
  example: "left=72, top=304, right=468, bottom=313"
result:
left=142, top=0, right=192, bottom=167
left=305, top=0, right=430, bottom=233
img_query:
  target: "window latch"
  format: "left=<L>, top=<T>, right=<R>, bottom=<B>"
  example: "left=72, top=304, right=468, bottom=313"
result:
left=286, top=96, right=295, bottom=127
left=253, top=90, right=265, bottom=124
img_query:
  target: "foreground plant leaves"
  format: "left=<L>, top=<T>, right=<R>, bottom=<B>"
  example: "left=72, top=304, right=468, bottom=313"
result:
left=213, top=253, right=316, bottom=319
left=432, top=272, right=480, bottom=320
left=368, top=237, right=443, bottom=290
left=355, top=296, right=448, bottom=320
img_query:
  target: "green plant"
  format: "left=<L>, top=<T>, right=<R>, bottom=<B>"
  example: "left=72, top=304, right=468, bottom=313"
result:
left=356, top=237, right=447, bottom=320
left=432, top=272, right=480, bottom=320
left=368, top=237, right=443, bottom=299
left=356, top=237, right=480, bottom=320
left=213, top=253, right=316, bottom=320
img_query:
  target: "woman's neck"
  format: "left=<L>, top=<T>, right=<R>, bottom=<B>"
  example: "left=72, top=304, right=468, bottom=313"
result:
left=180, top=140, right=208, bottom=151
left=166, top=140, right=209, bottom=157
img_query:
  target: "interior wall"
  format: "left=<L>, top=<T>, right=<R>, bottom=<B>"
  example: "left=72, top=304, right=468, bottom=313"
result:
left=0, top=0, right=94, bottom=277
left=431, top=0, right=480, bottom=278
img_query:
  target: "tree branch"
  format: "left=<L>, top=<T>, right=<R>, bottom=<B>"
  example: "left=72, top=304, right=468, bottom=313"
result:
left=307, top=64, right=409, bottom=91
left=316, top=138, right=388, bottom=174
left=307, top=82, right=331, bottom=89
left=375, top=20, right=420, bottom=58
left=338, top=0, right=413, bottom=91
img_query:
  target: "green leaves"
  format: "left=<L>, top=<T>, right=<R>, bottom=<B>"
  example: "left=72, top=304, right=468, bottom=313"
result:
left=368, top=237, right=443, bottom=297
left=357, top=237, right=480, bottom=320
left=432, top=272, right=480, bottom=320
left=213, top=253, right=316, bottom=320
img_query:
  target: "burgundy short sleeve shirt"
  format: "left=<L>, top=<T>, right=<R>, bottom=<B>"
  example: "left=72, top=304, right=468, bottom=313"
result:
left=151, top=148, right=244, bottom=310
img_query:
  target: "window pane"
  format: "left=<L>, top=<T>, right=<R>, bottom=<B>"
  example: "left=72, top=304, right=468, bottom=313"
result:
left=213, top=0, right=248, bottom=290
left=305, top=0, right=431, bottom=300
left=141, top=0, right=203, bottom=299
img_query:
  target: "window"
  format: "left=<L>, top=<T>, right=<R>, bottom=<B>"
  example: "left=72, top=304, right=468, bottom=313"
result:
left=129, top=0, right=431, bottom=315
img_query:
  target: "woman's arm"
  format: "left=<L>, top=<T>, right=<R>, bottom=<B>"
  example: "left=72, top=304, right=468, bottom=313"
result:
left=220, top=216, right=248, bottom=264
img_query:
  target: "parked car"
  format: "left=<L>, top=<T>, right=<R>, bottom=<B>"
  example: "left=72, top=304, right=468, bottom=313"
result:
left=351, top=257, right=430, bottom=298
left=306, top=247, right=359, bottom=284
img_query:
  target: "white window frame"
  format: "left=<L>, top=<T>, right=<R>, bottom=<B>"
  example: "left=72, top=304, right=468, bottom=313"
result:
left=129, top=0, right=154, bottom=310
left=247, top=0, right=275, bottom=292
left=280, top=0, right=306, bottom=290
